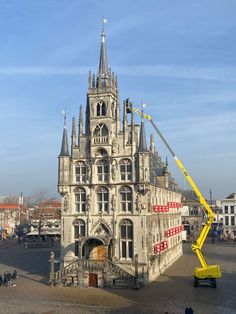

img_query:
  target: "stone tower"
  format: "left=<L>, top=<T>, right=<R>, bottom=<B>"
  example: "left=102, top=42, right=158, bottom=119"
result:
left=57, top=26, right=183, bottom=288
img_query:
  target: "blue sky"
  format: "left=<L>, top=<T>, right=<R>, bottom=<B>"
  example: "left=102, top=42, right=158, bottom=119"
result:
left=0, top=0, right=235, bottom=200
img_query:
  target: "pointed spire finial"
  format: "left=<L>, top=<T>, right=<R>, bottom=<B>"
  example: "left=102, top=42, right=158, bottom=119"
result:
left=62, top=108, right=67, bottom=129
left=99, top=18, right=108, bottom=79
left=141, top=102, right=146, bottom=121
left=59, top=108, right=70, bottom=157
left=101, top=17, right=108, bottom=33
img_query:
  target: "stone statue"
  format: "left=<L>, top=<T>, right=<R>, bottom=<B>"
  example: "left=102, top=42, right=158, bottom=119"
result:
left=112, top=139, right=117, bottom=154
left=111, top=159, right=116, bottom=180
left=63, top=194, right=69, bottom=212
left=136, top=194, right=141, bottom=211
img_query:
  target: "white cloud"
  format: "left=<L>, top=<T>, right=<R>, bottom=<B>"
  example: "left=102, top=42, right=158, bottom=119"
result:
left=0, top=64, right=236, bottom=81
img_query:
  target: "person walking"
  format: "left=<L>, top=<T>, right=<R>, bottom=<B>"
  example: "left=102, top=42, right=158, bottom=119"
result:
left=4, top=272, right=7, bottom=286
left=12, top=270, right=17, bottom=280
left=6, top=272, right=12, bottom=287
left=12, top=270, right=17, bottom=287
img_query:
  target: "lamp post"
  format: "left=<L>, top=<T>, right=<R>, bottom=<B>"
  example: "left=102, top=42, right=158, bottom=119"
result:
left=210, top=189, right=214, bottom=244
left=49, top=251, right=55, bottom=285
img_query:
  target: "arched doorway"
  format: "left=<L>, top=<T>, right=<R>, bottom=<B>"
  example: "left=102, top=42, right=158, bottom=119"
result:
left=83, top=238, right=106, bottom=261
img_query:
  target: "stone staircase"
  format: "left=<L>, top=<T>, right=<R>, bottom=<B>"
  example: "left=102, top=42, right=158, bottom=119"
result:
left=52, top=258, right=137, bottom=288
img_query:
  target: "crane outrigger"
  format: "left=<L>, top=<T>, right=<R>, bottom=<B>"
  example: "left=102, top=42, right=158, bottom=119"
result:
left=127, top=100, right=221, bottom=288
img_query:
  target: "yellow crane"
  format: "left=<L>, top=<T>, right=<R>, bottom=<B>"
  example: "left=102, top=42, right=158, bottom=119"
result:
left=127, top=100, right=221, bottom=288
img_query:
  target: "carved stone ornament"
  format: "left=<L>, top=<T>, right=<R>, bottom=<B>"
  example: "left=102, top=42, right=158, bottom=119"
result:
left=86, top=194, right=91, bottom=211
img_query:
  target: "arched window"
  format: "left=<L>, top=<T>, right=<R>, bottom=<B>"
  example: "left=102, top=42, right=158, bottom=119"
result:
left=93, top=124, right=108, bottom=144
left=75, top=188, right=86, bottom=213
left=75, top=161, right=86, bottom=183
left=97, top=159, right=109, bottom=182
left=96, top=102, right=107, bottom=117
left=73, top=219, right=86, bottom=257
left=120, top=186, right=132, bottom=212
left=120, top=159, right=132, bottom=181
left=97, top=187, right=109, bottom=212
left=73, top=219, right=86, bottom=237
left=120, top=219, right=133, bottom=259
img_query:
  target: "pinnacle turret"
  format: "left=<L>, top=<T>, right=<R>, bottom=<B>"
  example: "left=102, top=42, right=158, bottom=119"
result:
left=59, top=114, right=70, bottom=157
left=138, top=121, right=148, bottom=153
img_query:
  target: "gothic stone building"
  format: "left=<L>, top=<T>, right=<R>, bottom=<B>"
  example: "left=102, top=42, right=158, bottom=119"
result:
left=58, top=29, right=183, bottom=287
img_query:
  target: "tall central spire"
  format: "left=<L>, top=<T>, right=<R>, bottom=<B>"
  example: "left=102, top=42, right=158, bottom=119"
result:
left=99, top=19, right=108, bottom=78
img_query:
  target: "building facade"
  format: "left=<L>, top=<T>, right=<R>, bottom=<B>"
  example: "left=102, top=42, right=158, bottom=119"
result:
left=57, top=29, right=183, bottom=287
left=0, top=203, right=28, bottom=238
left=181, top=190, right=204, bottom=242
left=221, top=193, right=236, bottom=239
left=27, top=200, right=61, bottom=238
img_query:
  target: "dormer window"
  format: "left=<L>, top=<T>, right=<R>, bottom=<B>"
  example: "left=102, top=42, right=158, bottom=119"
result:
left=97, top=102, right=107, bottom=116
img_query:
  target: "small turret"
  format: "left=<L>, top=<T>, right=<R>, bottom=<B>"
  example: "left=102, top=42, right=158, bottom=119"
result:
left=58, top=112, right=70, bottom=195
left=138, top=121, right=148, bottom=153
left=71, top=116, right=76, bottom=147
left=78, top=105, right=84, bottom=147
left=150, top=134, right=155, bottom=153
left=59, top=114, right=70, bottom=157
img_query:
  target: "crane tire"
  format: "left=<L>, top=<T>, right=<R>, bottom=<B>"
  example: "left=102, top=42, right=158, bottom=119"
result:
left=211, top=278, right=217, bottom=288
left=194, top=277, right=199, bottom=287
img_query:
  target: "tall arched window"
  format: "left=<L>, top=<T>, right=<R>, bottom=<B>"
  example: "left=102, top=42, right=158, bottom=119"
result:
left=120, top=186, right=132, bottom=212
left=75, top=161, right=86, bottom=183
left=73, top=219, right=86, bottom=257
left=97, top=102, right=107, bottom=117
left=97, top=187, right=109, bottom=212
left=120, top=159, right=132, bottom=181
left=120, top=219, right=133, bottom=259
left=97, top=159, right=109, bottom=182
left=73, top=219, right=86, bottom=238
left=93, top=124, right=108, bottom=144
left=75, top=188, right=86, bottom=213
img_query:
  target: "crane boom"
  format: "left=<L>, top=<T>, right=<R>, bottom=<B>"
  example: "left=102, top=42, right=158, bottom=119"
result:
left=129, top=102, right=221, bottom=286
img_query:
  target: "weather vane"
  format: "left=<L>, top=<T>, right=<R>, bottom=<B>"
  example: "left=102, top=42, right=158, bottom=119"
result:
left=141, top=101, right=146, bottom=120
left=61, top=108, right=68, bottom=127
left=101, top=17, right=108, bottom=31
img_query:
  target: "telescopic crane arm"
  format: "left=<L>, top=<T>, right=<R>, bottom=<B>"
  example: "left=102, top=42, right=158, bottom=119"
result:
left=128, top=102, right=221, bottom=285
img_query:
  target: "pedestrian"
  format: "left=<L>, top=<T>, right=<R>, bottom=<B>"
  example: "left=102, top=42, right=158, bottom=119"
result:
left=12, top=270, right=17, bottom=280
left=6, top=272, right=12, bottom=287
left=0, top=274, right=3, bottom=287
left=4, top=272, right=7, bottom=286
left=185, top=307, right=194, bottom=314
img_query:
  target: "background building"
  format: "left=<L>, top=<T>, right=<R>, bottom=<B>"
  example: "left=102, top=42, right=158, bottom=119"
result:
left=27, top=200, right=61, bottom=238
left=181, top=190, right=204, bottom=242
left=0, top=203, right=28, bottom=238
left=57, top=28, right=183, bottom=287
left=221, top=193, right=236, bottom=239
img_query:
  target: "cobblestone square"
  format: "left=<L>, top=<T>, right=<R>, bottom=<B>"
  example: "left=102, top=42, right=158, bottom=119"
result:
left=0, top=240, right=235, bottom=314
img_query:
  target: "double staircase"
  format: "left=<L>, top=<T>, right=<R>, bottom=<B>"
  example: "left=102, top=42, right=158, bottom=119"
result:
left=52, top=258, right=137, bottom=289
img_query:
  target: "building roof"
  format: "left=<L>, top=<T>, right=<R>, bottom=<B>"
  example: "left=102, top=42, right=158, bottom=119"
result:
left=0, top=204, right=28, bottom=213
left=99, top=30, right=108, bottom=78
left=225, top=193, right=236, bottom=200
left=59, top=116, right=70, bottom=157
left=137, top=121, right=148, bottom=152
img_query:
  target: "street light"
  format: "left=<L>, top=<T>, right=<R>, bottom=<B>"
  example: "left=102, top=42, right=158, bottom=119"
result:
left=210, top=189, right=214, bottom=244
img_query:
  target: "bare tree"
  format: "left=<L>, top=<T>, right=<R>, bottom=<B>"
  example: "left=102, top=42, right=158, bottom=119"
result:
left=3, top=195, right=19, bottom=204
left=28, top=187, right=51, bottom=207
